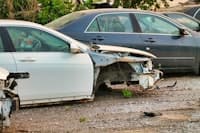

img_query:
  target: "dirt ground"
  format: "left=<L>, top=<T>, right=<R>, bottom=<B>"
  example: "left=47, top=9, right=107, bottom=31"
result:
left=3, top=74, right=200, bottom=133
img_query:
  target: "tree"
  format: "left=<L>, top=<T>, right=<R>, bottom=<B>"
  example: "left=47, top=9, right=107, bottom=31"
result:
left=111, top=0, right=169, bottom=10
left=0, top=0, right=39, bottom=21
left=36, top=0, right=74, bottom=24
left=82, top=0, right=169, bottom=10
left=0, top=0, right=170, bottom=24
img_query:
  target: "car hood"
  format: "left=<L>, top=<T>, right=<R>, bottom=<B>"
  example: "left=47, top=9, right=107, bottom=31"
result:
left=95, top=45, right=156, bottom=58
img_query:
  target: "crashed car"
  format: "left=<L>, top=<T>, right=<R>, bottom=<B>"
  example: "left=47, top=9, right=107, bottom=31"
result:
left=0, top=20, right=161, bottom=106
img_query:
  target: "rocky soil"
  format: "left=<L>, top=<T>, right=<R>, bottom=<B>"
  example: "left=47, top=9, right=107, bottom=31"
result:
left=3, top=74, right=200, bottom=133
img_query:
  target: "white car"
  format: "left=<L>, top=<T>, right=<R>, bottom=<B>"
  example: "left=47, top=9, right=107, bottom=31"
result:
left=0, top=20, right=161, bottom=106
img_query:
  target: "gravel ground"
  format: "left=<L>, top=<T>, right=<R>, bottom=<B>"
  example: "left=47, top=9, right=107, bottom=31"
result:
left=3, top=75, right=200, bottom=133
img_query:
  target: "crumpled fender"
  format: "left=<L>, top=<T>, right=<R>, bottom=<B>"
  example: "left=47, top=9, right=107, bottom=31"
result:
left=88, top=51, right=152, bottom=67
left=96, top=45, right=156, bottom=58
left=89, top=51, right=121, bottom=67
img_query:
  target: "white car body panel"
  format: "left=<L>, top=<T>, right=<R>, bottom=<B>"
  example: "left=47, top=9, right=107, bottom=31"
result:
left=0, top=53, right=16, bottom=72
left=11, top=52, right=94, bottom=104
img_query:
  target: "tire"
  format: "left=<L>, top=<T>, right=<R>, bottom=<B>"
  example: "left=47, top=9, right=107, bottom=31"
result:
left=0, top=103, right=4, bottom=132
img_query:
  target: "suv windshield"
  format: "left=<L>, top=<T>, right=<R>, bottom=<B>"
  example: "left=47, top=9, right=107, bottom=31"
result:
left=45, top=12, right=85, bottom=30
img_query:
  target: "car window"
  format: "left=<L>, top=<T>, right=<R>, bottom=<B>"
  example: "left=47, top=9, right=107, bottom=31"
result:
left=135, top=13, right=179, bottom=35
left=0, top=37, right=4, bottom=52
left=165, top=13, right=200, bottom=31
left=46, top=11, right=86, bottom=30
left=195, top=10, right=200, bottom=20
left=7, top=27, right=70, bottom=52
left=87, top=19, right=99, bottom=32
left=87, top=13, right=133, bottom=32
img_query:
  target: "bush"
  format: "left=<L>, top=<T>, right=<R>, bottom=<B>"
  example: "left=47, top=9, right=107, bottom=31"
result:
left=122, top=89, right=133, bottom=98
left=0, top=0, right=8, bottom=18
left=36, top=0, right=74, bottom=24
left=0, top=0, right=39, bottom=21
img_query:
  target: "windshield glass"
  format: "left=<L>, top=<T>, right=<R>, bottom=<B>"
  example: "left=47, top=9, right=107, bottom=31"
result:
left=45, top=12, right=85, bottom=30
left=166, top=13, right=200, bottom=31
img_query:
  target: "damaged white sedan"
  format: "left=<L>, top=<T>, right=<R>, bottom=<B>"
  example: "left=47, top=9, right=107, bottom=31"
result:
left=0, top=20, right=161, bottom=106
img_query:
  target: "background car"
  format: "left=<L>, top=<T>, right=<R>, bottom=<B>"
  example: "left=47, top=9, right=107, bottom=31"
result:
left=0, top=20, right=160, bottom=106
left=184, top=6, right=200, bottom=20
left=163, top=12, right=200, bottom=32
left=46, top=8, right=200, bottom=74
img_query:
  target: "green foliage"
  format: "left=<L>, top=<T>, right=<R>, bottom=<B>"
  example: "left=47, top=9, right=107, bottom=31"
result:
left=0, top=0, right=8, bottom=18
left=65, top=105, right=71, bottom=111
left=0, top=0, right=39, bottom=21
left=112, top=0, right=169, bottom=10
left=36, top=0, right=73, bottom=24
left=84, top=0, right=94, bottom=9
left=0, top=0, right=169, bottom=24
left=79, top=117, right=87, bottom=122
left=122, top=89, right=133, bottom=98
left=13, top=0, right=29, bottom=11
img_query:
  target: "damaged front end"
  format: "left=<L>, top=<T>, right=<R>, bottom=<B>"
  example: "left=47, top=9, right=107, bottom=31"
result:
left=89, top=45, right=162, bottom=92
left=0, top=68, right=29, bottom=128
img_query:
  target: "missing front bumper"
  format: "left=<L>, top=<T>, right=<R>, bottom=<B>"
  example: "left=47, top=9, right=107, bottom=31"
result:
left=133, top=70, right=162, bottom=89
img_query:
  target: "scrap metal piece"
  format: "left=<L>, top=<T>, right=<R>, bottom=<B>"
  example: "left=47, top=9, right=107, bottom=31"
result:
left=144, top=112, right=162, bottom=117
left=89, top=44, right=161, bottom=90
left=167, top=81, right=177, bottom=88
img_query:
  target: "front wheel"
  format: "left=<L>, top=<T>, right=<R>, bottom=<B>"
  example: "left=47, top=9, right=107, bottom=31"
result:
left=0, top=98, right=12, bottom=130
left=0, top=101, right=4, bottom=132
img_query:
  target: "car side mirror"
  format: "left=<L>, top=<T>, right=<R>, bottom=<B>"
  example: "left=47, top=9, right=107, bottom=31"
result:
left=71, top=47, right=81, bottom=54
left=179, top=28, right=189, bottom=36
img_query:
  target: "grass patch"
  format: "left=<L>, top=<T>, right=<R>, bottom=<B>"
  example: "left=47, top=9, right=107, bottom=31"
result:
left=122, top=89, right=133, bottom=98
left=79, top=117, right=87, bottom=123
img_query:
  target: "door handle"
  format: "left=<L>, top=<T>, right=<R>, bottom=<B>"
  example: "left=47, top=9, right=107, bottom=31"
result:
left=144, top=40, right=156, bottom=43
left=96, top=37, right=104, bottom=41
left=91, top=38, right=97, bottom=41
left=144, top=38, right=156, bottom=43
left=148, top=40, right=155, bottom=43
left=19, top=58, right=36, bottom=62
left=92, top=36, right=104, bottom=42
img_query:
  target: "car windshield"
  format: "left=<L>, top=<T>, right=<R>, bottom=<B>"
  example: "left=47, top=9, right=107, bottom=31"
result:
left=45, top=12, right=85, bottom=30
left=165, top=13, right=200, bottom=31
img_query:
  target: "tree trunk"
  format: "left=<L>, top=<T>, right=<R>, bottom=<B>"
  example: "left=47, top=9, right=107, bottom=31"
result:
left=6, top=0, right=14, bottom=19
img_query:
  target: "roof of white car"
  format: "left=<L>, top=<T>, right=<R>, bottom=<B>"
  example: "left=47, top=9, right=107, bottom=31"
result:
left=0, top=19, right=43, bottom=27
left=0, top=19, right=90, bottom=51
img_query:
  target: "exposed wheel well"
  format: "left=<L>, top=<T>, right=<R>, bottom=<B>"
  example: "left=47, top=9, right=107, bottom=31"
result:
left=94, top=62, right=135, bottom=93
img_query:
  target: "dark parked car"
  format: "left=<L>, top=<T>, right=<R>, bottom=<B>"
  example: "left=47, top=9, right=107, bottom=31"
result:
left=46, top=9, right=200, bottom=74
left=184, top=6, right=200, bottom=20
left=163, top=12, right=200, bottom=32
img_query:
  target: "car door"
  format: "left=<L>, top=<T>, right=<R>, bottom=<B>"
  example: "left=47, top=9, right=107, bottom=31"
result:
left=133, top=13, right=197, bottom=72
left=84, top=13, right=143, bottom=48
left=6, top=26, right=93, bottom=104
